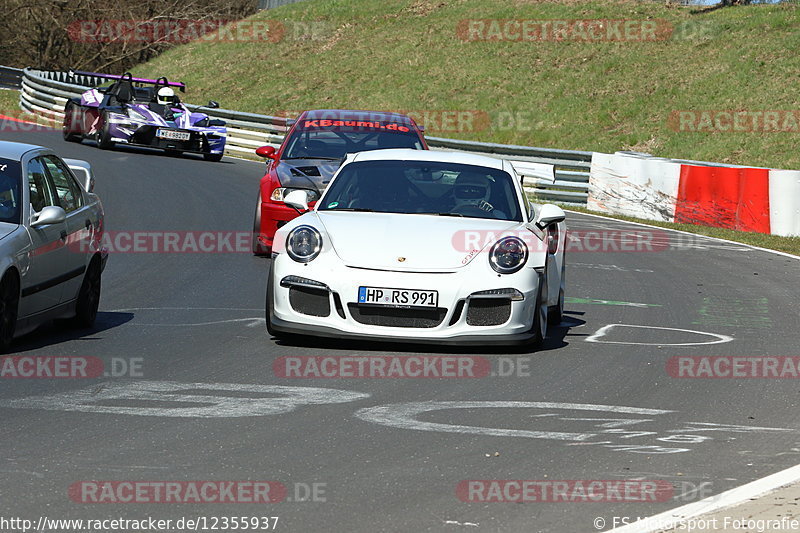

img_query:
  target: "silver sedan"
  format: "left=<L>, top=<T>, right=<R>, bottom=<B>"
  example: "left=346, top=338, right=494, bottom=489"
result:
left=0, top=141, right=107, bottom=351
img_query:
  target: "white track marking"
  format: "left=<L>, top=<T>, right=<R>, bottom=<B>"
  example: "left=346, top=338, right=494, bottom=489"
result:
left=609, top=463, right=800, bottom=532
left=0, top=381, right=369, bottom=418
left=586, top=324, right=734, bottom=346
left=355, top=401, right=674, bottom=442
left=567, top=209, right=800, bottom=260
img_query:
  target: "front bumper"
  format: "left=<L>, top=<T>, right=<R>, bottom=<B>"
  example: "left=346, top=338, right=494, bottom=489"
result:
left=109, top=123, right=226, bottom=154
left=269, top=254, right=542, bottom=346
left=259, top=202, right=302, bottom=251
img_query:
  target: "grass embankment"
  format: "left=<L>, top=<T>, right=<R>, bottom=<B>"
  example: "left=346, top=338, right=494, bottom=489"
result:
left=135, top=0, right=800, bottom=169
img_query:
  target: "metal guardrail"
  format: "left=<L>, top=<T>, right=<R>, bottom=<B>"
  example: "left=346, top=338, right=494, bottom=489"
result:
left=15, top=67, right=590, bottom=204
left=0, top=66, right=22, bottom=89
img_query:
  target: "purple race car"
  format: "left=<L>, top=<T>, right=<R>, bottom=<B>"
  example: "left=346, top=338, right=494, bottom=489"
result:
left=62, top=72, right=227, bottom=162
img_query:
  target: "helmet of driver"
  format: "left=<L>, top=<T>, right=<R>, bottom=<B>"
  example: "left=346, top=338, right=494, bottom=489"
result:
left=453, top=173, right=492, bottom=207
left=156, top=87, right=176, bottom=106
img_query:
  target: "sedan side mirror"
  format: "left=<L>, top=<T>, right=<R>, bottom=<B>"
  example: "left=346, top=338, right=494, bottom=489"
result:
left=255, top=145, right=279, bottom=161
left=534, top=204, right=566, bottom=228
left=283, top=189, right=309, bottom=213
left=31, top=206, right=67, bottom=227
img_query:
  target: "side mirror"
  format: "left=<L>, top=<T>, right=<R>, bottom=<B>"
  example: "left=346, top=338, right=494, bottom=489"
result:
left=255, top=146, right=278, bottom=160
left=31, top=206, right=67, bottom=227
left=534, top=204, right=566, bottom=229
left=283, top=189, right=309, bottom=212
left=207, top=100, right=220, bottom=109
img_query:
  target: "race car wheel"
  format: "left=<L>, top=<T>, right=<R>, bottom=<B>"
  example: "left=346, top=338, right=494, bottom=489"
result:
left=252, top=197, right=270, bottom=256
left=0, top=271, right=19, bottom=352
left=530, top=268, right=549, bottom=346
left=62, top=102, right=82, bottom=142
left=96, top=111, right=114, bottom=149
left=71, top=258, right=101, bottom=329
left=203, top=151, right=223, bottom=162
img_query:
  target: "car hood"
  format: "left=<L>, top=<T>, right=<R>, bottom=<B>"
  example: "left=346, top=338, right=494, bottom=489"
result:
left=277, top=159, right=341, bottom=192
left=0, top=222, right=18, bottom=242
left=315, top=211, right=522, bottom=271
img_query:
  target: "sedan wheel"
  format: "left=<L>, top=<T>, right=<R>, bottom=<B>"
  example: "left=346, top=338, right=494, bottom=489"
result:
left=72, top=260, right=101, bottom=328
left=0, top=273, right=19, bottom=351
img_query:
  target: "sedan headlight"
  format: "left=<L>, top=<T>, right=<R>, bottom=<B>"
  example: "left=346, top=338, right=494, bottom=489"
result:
left=270, top=188, right=320, bottom=203
left=286, top=225, right=322, bottom=263
left=489, top=237, right=528, bottom=274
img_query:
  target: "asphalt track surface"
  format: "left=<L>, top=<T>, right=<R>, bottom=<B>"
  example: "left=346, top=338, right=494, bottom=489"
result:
left=0, top=126, right=798, bottom=533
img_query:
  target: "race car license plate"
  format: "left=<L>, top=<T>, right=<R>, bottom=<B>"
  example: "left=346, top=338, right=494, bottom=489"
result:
left=156, top=129, right=190, bottom=141
left=358, top=286, right=438, bottom=308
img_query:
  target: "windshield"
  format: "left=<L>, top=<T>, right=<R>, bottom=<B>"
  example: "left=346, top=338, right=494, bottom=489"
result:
left=0, top=158, right=21, bottom=225
left=283, top=120, right=423, bottom=159
left=318, top=160, right=522, bottom=221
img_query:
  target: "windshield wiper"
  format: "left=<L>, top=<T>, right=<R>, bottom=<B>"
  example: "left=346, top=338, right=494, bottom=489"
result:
left=327, top=207, right=376, bottom=212
left=417, top=212, right=464, bottom=217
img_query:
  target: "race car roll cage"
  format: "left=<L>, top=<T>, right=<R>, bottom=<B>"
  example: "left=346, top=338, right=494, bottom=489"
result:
left=74, top=71, right=186, bottom=108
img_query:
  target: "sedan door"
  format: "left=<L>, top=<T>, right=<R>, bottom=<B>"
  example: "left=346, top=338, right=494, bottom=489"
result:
left=18, top=156, right=68, bottom=317
left=39, top=155, right=92, bottom=303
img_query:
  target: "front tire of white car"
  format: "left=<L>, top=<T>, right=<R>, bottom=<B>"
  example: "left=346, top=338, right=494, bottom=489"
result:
left=548, top=254, right=565, bottom=325
left=530, top=269, right=549, bottom=346
left=266, top=261, right=295, bottom=342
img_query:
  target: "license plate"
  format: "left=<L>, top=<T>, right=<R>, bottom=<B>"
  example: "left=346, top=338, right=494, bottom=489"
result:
left=156, top=129, right=190, bottom=141
left=358, top=286, right=438, bottom=308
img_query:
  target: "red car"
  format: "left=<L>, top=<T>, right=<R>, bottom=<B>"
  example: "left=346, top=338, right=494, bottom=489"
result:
left=252, top=109, right=428, bottom=255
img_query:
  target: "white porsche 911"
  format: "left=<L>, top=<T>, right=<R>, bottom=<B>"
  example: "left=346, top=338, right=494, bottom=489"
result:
left=266, top=149, right=567, bottom=346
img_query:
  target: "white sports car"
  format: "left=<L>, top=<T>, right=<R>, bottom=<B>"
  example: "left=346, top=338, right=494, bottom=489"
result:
left=266, top=149, right=567, bottom=346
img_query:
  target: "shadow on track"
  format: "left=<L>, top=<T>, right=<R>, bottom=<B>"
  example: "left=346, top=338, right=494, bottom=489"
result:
left=82, top=139, right=235, bottom=164
left=266, top=314, right=585, bottom=355
left=8, top=311, right=135, bottom=353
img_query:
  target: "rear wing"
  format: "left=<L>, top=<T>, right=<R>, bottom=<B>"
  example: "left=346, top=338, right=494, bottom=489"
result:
left=69, top=70, right=186, bottom=92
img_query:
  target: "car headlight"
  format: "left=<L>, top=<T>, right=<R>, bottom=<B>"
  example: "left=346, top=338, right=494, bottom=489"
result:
left=270, top=188, right=320, bottom=203
left=489, top=237, right=528, bottom=274
left=286, top=225, right=322, bottom=263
